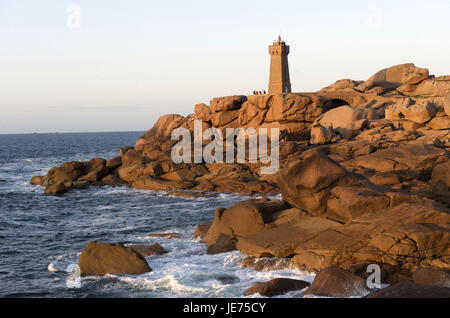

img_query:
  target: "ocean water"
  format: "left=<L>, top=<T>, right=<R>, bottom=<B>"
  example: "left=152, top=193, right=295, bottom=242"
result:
left=0, top=132, right=314, bottom=298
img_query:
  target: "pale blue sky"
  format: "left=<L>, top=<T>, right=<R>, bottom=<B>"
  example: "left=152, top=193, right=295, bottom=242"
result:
left=1, top=0, right=449, bottom=133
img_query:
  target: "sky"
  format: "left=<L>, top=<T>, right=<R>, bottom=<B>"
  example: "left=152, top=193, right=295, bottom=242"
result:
left=1, top=0, right=450, bottom=134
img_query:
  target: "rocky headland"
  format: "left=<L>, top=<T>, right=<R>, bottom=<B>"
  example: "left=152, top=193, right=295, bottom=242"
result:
left=31, top=63, right=450, bottom=297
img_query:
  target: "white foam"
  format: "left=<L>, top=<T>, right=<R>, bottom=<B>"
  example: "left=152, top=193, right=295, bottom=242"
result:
left=119, top=274, right=208, bottom=295
left=47, top=263, right=58, bottom=272
left=103, top=239, right=316, bottom=298
left=95, top=205, right=115, bottom=211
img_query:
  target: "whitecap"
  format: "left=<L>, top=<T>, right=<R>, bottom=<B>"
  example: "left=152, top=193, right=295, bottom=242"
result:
left=47, top=263, right=58, bottom=272
left=119, top=274, right=207, bottom=295
left=95, top=205, right=115, bottom=211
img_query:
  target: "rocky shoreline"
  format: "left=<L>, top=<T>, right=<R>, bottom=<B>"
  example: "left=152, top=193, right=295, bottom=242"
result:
left=31, top=63, right=450, bottom=297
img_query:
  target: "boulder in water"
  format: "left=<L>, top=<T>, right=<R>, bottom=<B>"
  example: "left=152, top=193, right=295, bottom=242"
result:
left=364, top=282, right=450, bottom=298
left=78, top=241, right=152, bottom=276
left=305, top=267, right=370, bottom=297
left=245, top=278, right=310, bottom=297
left=129, top=244, right=168, bottom=256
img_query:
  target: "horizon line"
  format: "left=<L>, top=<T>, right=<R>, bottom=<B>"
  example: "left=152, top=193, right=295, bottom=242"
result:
left=0, top=130, right=147, bottom=136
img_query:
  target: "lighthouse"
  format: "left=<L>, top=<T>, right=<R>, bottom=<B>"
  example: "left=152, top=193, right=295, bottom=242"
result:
left=268, top=35, right=291, bottom=94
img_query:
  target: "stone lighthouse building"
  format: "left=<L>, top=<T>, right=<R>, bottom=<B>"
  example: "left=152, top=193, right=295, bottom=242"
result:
left=268, top=36, right=291, bottom=94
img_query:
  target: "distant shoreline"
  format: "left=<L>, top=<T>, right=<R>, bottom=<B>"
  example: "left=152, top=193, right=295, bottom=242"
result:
left=0, top=131, right=146, bottom=136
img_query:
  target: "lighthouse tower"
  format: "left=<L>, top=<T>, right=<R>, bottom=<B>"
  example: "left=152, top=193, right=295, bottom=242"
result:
left=268, top=35, right=291, bottom=94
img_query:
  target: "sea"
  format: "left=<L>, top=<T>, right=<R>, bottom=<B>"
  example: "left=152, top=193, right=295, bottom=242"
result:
left=0, top=132, right=315, bottom=298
